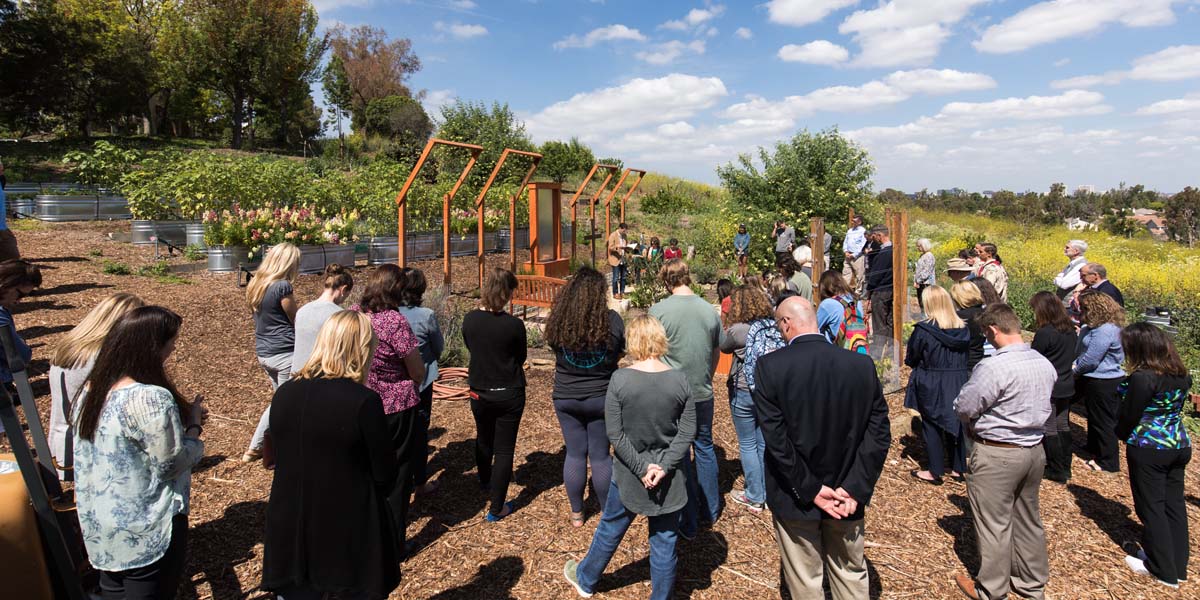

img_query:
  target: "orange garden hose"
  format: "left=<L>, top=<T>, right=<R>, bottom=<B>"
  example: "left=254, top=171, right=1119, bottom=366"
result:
left=431, top=367, right=471, bottom=401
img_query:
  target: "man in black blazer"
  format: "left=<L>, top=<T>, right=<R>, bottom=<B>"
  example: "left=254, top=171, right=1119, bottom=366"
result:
left=753, top=296, right=891, bottom=599
left=1080, top=262, right=1124, bottom=307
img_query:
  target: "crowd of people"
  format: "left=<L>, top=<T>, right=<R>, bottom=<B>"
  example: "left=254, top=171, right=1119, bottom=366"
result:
left=0, top=205, right=1192, bottom=599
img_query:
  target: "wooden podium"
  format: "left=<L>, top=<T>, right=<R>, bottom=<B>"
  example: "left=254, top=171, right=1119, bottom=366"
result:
left=525, top=182, right=569, bottom=278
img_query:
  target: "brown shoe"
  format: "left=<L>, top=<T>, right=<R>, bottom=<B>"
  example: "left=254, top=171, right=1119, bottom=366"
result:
left=954, top=574, right=981, bottom=600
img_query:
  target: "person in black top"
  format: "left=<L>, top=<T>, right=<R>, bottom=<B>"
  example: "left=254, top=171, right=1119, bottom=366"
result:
left=1029, top=291, right=1079, bottom=483
left=1116, top=323, right=1192, bottom=588
left=544, top=266, right=625, bottom=527
left=1080, top=263, right=1125, bottom=307
left=950, top=281, right=986, bottom=368
left=864, top=225, right=894, bottom=346
left=462, top=267, right=527, bottom=521
left=262, top=311, right=400, bottom=600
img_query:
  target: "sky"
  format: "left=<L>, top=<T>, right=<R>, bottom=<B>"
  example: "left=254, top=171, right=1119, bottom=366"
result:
left=313, top=0, right=1200, bottom=194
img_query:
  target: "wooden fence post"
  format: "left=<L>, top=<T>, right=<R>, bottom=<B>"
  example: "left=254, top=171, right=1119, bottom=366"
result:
left=890, top=210, right=909, bottom=362
left=809, top=217, right=825, bottom=274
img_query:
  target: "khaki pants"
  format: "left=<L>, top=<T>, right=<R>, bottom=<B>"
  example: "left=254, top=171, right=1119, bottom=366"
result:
left=966, top=442, right=1049, bottom=600
left=0, top=229, right=19, bottom=262
left=843, top=255, right=865, bottom=296
left=773, top=516, right=867, bottom=599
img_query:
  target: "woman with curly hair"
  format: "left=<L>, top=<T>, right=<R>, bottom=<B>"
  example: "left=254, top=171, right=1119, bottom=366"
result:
left=719, top=285, right=775, bottom=512
left=1075, top=291, right=1127, bottom=473
left=545, top=266, right=625, bottom=527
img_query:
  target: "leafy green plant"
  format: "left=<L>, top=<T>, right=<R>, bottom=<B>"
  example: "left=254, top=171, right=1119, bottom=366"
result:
left=690, top=261, right=719, bottom=285
left=87, top=249, right=103, bottom=257
left=429, top=289, right=470, bottom=368
left=101, top=261, right=131, bottom=275
left=526, top=325, right=544, bottom=348
left=62, top=141, right=142, bottom=190
left=137, top=261, right=190, bottom=284
left=183, top=245, right=206, bottom=261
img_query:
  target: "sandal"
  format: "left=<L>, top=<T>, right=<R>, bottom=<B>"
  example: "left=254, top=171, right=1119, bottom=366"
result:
left=569, top=511, right=585, bottom=528
left=911, top=469, right=944, bottom=486
left=485, top=502, right=514, bottom=522
left=1084, top=459, right=1105, bottom=472
left=241, top=449, right=262, bottom=463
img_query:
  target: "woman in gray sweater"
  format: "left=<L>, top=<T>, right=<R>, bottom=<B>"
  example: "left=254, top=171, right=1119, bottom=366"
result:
left=563, top=315, right=696, bottom=600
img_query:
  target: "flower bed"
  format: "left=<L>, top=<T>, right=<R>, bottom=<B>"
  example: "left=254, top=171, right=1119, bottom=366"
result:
left=203, top=206, right=359, bottom=268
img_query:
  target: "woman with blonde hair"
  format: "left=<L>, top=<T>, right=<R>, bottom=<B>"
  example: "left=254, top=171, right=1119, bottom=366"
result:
left=564, top=315, right=695, bottom=600
left=905, top=286, right=971, bottom=485
left=48, top=292, right=144, bottom=477
left=1075, top=291, right=1127, bottom=473
left=462, top=267, right=527, bottom=521
left=243, top=242, right=300, bottom=463
left=950, top=280, right=986, bottom=368
left=261, top=311, right=400, bottom=600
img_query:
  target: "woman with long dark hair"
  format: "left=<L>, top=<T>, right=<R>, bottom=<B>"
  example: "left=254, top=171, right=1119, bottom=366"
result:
left=1117, top=323, right=1192, bottom=588
left=462, top=267, right=527, bottom=521
left=720, top=285, right=774, bottom=512
left=396, top=267, right=444, bottom=496
left=905, top=286, right=971, bottom=485
left=544, top=266, right=623, bottom=527
left=1029, top=291, right=1078, bottom=482
left=353, top=264, right=426, bottom=551
left=1075, top=291, right=1126, bottom=473
left=262, top=310, right=400, bottom=599
left=73, top=306, right=206, bottom=599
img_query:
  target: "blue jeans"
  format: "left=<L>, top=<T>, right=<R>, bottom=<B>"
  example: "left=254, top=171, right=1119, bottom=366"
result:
left=730, top=387, right=766, bottom=504
left=611, top=263, right=627, bottom=295
left=681, top=399, right=719, bottom=536
left=576, top=481, right=680, bottom=600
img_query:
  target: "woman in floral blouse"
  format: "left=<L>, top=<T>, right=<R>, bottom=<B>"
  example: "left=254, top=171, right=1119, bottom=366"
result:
left=913, top=238, right=936, bottom=313
left=353, top=264, right=426, bottom=553
left=73, top=306, right=206, bottom=598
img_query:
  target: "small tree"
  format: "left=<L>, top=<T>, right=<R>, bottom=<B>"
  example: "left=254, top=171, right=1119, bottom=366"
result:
left=538, top=138, right=595, bottom=184
left=363, top=95, right=432, bottom=162
left=1165, top=186, right=1200, bottom=248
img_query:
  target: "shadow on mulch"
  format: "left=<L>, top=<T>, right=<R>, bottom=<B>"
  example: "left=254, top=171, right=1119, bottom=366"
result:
left=1187, top=494, right=1200, bottom=509
left=13, top=299, right=74, bottom=314
left=1068, top=484, right=1139, bottom=548
left=31, top=282, right=113, bottom=297
left=512, top=448, right=567, bottom=512
left=194, top=454, right=227, bottom=475
left=27, top=256, right=89, bottom=264
left=937, top=493, right=979, bottom=576
left=181, top=500, right=267, bottom=600
left=19, top=324, right=74, bottom=341
left=427, top=556, right=524, bottom=600
left=594, top=530, right=729, bottom=598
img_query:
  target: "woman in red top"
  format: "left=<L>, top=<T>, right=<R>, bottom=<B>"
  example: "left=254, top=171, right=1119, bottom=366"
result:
left=663, top=238, right=683, bottom=260
left=353, top=264, right=426, bottom=555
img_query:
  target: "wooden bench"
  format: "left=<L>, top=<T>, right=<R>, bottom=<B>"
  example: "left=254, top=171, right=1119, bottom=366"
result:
left=512, top=275, right=567, bottom=318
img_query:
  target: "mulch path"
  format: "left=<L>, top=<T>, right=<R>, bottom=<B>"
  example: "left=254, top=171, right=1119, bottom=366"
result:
left=3, top=220, right=1198, bottom=599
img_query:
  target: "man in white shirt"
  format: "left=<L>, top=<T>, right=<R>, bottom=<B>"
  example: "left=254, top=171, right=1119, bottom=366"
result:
left=842, top=215, right=867, bottom=296
left=1052, top=240, right=1087, bottom=302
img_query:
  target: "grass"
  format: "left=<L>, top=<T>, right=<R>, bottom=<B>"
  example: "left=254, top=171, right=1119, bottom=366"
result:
left=101, top=260, right=131, bottom=275
left=136, top=260, right=190, bottom=284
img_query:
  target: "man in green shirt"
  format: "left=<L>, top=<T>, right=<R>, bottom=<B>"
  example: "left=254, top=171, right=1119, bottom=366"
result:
left=649, top=259, right=724, bottom=538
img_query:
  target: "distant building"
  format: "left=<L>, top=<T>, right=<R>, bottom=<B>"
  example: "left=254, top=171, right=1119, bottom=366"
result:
left=1065, top=218, right=1098, bottom=231
left=1131, top=212, right=1169, bottom=240
left=937, top=187, right=968, bottom=196
left=981, top=190, right=996, bottom=198
left=1133, top=208, right=1159, bottom=217
left=1075, top=184, right=1095, bottom=194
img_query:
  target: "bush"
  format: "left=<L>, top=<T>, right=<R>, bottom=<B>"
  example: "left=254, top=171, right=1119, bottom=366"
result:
left=526, top=325, right=544, bottom=348
left=101, top=261, right=131, bottom=275
left=690, top=261, right=718, bottom=285
left=640, top=186, right=694, bottom=215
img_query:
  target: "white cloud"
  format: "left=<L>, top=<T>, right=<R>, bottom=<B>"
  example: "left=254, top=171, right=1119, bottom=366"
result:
left=635, top=40, right=706, bottom=65
left=313, top=0, right=370, bottom=11
left=975, top=0, right=1181, bottom=54
left=434, top=21, right=488, bottom=39
left=884, top=69, right=996, bottom=95
left=1050, top=44, right=1200, bottom=88
left=894, top=142, right=929, bottom=156
left=1135, top=93, right=1200, bottom=116
left=657, top=121, right=696, bottom=136
left=661, top=5, right=725, bottom=31
left=422, top=89, right=457, bottom=116
left=766, top=0, right=859, bottom=26
left=1138, top=134, right=1200, bottom=146
left=735, top=27, right=753, bottom=40
left=446, top=0, right=477, bottom=9
left=940, top=90, right=1111, bottom=121
left=1054, top=58, right=1071, bottom=67
left=777, top=40, right=849, bottom=65
left=724, top=80, right=911, bottom=125
left=524, top=74, right=728, bottom=140
left=838, top=0, right=987, bottom=67
left=553, top=24, right=646, bottom=49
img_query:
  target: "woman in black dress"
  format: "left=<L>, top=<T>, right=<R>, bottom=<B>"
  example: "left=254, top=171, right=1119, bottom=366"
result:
left=262, top=311, right=400, bottom=600
left=906, top=286, right=971, bottom=485
left=949, top=280, right=986, bottom=368
left=1029, top=292, right=1078, bottom=482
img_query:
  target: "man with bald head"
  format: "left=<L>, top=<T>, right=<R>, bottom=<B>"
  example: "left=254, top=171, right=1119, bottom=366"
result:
left=752, top=297, right=891, bottom=598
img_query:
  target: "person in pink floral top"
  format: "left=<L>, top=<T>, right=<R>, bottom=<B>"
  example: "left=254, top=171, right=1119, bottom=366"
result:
left=353, top=264, right=426, bottom=556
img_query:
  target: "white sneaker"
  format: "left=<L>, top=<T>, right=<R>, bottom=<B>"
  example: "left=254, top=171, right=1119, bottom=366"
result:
left=1125, top=555, right=1179, bottom=589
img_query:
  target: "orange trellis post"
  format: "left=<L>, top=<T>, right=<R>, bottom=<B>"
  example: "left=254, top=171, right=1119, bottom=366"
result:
left=569, top=163, right=619, bottom=265
left=613, top=168, right=646, bottom=227
left=472, top=149, right=543, bottom=288
left=393, top=138, right=484, bottom=286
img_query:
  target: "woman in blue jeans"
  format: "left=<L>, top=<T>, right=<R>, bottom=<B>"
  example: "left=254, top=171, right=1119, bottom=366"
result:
left=544, top=267, right=624, bottom=527
left=564, top=315, right=696, bottom=600
left=719, top=285, right=772, bottom=512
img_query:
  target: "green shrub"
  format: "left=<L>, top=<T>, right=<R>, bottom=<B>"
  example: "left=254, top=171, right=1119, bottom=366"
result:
left=690, top=261, right=719, bottom=285
left=640, top=186, right=694, bottom=215
left=183, top=245, right=206, bottom=261
left=526, top=325, right=544, bottom=348
left=102, top=261, right=131, bottom=275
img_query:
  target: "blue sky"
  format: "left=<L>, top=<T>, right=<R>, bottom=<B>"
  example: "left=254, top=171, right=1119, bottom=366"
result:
left=314, top=0, right=1200, bottom=193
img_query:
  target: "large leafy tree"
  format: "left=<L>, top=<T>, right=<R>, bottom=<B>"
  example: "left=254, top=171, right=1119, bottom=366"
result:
left=363, top=95, right=432, bottom=162
left=327, top=24, right=421, bottom=131
left=538, top=138, right=595, bottom=184
left=322, top=54, right=352, bottom=155
left=435, top=100, right=534, bottom=191
left=1164, top=187, right=1200, bottom=248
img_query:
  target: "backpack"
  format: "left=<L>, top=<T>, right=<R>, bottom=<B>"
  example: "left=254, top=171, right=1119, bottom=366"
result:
left=836, top=296, right=870, bottom=355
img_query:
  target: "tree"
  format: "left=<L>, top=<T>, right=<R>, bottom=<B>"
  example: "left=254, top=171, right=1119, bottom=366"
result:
left=322, top=54, right=352, bottom=156
left=363, top=95, right=432, bottom=162
left=327, top=24, right=421, bottom=131
left=716, top=127, right=874, bottom=227
left=538, top=138, right=595, bottom=184
left=1164, top=187, right=1200, bottom=248
left=1042, top=182, right=1070, bottom=225
left=435, top=100, right=534, bottom=192
left=253, top=0, right=326, bottom=147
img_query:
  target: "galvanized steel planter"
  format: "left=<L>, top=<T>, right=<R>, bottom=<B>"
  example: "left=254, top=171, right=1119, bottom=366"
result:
left=185, top=223, right=206, bottom=249
left=297, top=244, right=356, bottom=274
left=131, top=220, right=198, bottom=245
left=207, top=246, right=255, bottom=272
left=34, top=195, right=132, bottom=222
left=9, top=198, right=35, bottom=218
left=368, top=236, right=399, bottom=265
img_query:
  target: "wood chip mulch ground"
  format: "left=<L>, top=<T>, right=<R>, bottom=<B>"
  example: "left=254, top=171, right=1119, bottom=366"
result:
left=3, top=220, right=1199, bottom=599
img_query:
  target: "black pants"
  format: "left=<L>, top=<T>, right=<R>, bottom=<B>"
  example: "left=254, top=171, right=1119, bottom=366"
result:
left=869, top=289, right=894, bottom=340
left=385, top=407, right=421, bottom=552
left=100, top=514, right=188, bottom=600
left=470, top=388, right=526, bottom=515
left=916, top=283, right=928, bottom=313
left=412, top=385, right=434, bottom=487
left=1082, top=377, right=1122, bottom=472
left=1127, top=445, right=1191, bottom=584
left=1042, top=395, right=1074, bottom=481
left=921, top=419, right=964, bottom=478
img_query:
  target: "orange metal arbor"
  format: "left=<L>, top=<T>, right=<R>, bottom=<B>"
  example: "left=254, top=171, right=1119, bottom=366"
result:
left=393, top=138, right=484, bottom=286
left=603, top=168, right=647, bottom=240
left=568, top=163, right=620, bottom=265
left=471, top=149, right=543, bottom=287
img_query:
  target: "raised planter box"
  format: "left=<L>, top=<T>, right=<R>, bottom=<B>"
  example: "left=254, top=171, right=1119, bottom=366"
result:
left=9, top=197, right=35, bottom=218
left=34, top=195, right=132, bottom=222
left=297, top=244, right=356, bottom=274
left=368, top=236, right=399, bottom=265
left=131, top=219, right=198, bottom=245
left=207, top=246, right=257, bottom=273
